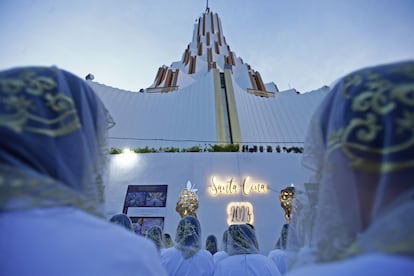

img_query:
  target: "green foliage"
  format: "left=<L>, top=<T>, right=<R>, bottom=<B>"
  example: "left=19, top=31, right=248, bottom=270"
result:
left=181, top=146, right=202, bottom=152
left=283, top=146, right=303, bottom=153
left=109, top=144, right=302, bottom=154
left=163, top=147, right=180, bottom=152
left=208, top=144, right=240, bottom=152
left=134, top=146, right=157, bottom=153
left=110, top=148, right=123, bottom=154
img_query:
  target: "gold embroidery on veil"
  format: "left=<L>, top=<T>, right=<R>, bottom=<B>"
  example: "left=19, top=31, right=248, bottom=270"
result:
left=328, top=63, right=414, bottom=173
left=0, top=165, right=102, bottom=217
left=0, top=68, right=81, bottom=137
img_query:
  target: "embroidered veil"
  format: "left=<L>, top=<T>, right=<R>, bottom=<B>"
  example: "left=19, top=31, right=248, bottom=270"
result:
left=288, top=61, right=414, bottom=266
left=0, top=66, right=114, bottom=217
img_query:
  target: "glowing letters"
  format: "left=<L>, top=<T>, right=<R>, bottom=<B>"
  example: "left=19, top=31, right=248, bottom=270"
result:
left=209, top=176, right=267, bottom=196
left=227, top=202, right=254, bottom=225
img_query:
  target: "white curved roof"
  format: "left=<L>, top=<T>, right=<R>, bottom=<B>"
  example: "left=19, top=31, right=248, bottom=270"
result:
left=89, top=79, right=328, bottom=149
left=87, top=8, right=329, bottom=150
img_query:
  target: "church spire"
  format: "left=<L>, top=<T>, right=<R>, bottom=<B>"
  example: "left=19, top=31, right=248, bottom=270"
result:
left=147, top=5, right=277, bottom=96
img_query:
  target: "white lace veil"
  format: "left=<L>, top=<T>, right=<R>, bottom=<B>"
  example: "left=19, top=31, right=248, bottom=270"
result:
left=205, top=234, right=218, bottom=255
left=0, top=66, right=114, bottom=217
left=287, top=61, right=414, bottom=267
left=226, top=224, right=259, bottom=255
left=146, top=225, right=165, bottom=251
left=174, top=216, right=202, bottom=259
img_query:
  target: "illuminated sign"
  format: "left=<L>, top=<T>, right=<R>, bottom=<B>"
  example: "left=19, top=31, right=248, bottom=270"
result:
left=227, top=202, right=254, bottom=225
left=208, top=176, right=268, bottom=196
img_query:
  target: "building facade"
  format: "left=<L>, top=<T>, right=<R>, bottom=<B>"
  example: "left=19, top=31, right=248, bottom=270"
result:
left=89, top=7, right=328, bottom=254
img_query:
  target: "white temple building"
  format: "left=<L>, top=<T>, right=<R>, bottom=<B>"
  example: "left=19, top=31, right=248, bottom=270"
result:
left=88, top=6, right=328, bottom=255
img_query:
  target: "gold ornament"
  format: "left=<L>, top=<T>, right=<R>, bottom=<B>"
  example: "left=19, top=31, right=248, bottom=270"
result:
left=280, top=185, right=295, bottom=223
left=176, top=180, right=199, bottom=218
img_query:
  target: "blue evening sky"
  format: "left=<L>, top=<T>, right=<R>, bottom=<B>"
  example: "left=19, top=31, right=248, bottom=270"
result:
left=1, top=0, right=413, bottom=92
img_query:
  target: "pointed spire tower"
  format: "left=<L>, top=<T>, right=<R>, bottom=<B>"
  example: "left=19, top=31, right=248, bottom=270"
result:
left=146, top=7, right=279, bottom=144
left=147, top=7, right=278, bottom=96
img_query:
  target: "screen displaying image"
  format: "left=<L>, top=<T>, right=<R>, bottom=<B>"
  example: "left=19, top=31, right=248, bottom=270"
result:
left=130, top=217, right=165, bottom=236
left=123, top=185, right=168, bottom=213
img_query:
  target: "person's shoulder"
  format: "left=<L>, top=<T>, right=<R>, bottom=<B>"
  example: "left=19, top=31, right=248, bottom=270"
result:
left=349, top=253, right=414, bottom=275
left=246, top=253, right=276, bottom=264
left=216, top=253, right=245, bottom=265
left=161, top=246, right=179, bottom=257
left=52, top=207, right=160, bottom=256
left=195, top=249, right=214, bottom=260
left=287, top=253, right=414, bottom=276
left=213, top=251, right=229, bottom=264
left=1, top=207, right=167, bottom=276
left=268, top=249, right=287, bottom=258
left=160, top=246, right=185, bottom=264
left=268, top=249, right=286, bottom=255
left=214, top=250, right=229, bottom=257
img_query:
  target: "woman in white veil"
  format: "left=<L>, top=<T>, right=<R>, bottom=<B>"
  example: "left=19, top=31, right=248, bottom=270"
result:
left=214, top=224, right=281, bottom=276
left=286, top=61, right=414, bottom=275
left=161, top=216, right=214, bottom=275
left=0, top=66, right=166, bottom=276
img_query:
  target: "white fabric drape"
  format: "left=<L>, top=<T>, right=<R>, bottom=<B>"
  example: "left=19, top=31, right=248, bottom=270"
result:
left=287, top=61, right=414, bottom=274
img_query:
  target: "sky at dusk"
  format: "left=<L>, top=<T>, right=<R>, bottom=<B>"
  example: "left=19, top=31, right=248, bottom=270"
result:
left=1, top=0, right=413, bottom=93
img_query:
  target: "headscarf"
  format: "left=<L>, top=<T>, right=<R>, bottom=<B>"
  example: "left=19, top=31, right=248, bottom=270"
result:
left=109, top=214, right=133, bottom=231
left=275, top=223, right=290, bottom=250
left=174, top=216, right=202, bottom=259
left=205, top=234, right=218, bottom=255
left=163, top=233, right=174, bottom=248
left=221, top=230, right=229, bottom=252
left=146, top=225, right=165, bottom=251
left=0, top=66, right=114, bottom=217
left=227, top=224, right=259, bottom=255
left=288, top=61, right=414, bottom=266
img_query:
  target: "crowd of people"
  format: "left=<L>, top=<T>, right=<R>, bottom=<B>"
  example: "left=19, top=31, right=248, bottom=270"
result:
left=1, top=60, right=413, bottom=275
left=109, top=213, right=284, bottom=275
